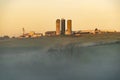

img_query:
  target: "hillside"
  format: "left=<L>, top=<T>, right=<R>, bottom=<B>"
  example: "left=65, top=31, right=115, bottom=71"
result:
left=0, top=33, right=120, bottom=80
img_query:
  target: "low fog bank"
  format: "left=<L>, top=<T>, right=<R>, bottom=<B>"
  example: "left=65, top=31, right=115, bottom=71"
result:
left=0, top=36, right=120, bottom=80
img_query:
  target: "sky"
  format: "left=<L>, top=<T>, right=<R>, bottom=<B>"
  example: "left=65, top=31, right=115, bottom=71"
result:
left=0, top=0, right=120, bottom=37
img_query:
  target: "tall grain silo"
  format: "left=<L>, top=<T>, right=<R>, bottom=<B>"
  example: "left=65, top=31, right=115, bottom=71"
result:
left=61, top=18, right=65, bottom=35
left=56, top=19, right=60, bottom=35
left=67, top=20, right=72, bottom=35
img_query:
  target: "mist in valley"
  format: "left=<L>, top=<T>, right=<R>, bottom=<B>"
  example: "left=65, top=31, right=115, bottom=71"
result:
left=0, top=36, right=120, bottom=80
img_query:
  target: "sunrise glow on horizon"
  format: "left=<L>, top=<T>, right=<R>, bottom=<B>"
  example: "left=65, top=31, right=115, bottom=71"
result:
left=0, top=0, right=120, bottom=37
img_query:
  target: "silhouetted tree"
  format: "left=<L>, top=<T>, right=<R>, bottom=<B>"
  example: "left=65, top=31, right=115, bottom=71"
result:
left=3, top=35, right=10, bottom=39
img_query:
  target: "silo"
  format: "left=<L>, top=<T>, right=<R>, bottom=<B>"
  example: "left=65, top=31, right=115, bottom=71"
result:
left=67, top=20, right=72, bottom=35
left=56, top=19, right=60, bottom=35
left=61, top=18, right=65, bottom=35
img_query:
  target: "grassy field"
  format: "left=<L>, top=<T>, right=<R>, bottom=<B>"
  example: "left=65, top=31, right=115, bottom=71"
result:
left=0, top=33, right=120, bottom=80
left=0, top=33, right=120, bottom=48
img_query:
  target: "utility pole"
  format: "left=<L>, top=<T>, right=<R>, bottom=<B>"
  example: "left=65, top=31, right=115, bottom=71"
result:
left=22, top=28, right=25, bottom=35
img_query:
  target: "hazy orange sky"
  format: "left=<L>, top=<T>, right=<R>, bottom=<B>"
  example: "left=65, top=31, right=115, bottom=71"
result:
left=0, top=0, right=120, bottom=37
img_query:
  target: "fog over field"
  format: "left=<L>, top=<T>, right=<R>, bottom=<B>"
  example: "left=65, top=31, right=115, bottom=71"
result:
left=0, top=34, right=120, bottom=80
